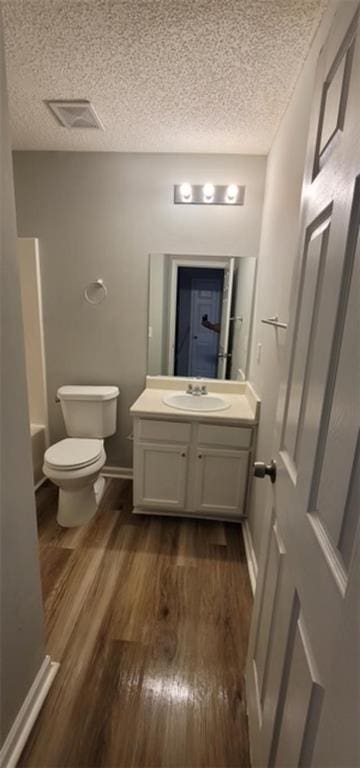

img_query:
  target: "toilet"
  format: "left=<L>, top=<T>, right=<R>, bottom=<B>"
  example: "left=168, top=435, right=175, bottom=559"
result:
left=43, top=385, right=119, bottom=527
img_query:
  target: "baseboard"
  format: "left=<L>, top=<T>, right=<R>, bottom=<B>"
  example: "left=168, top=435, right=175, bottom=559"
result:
left=0, top=655, right=59, bottom=768
left=242, top=521, right=258, bottom=596
left=133, top=506, right=245, bottom=525
left=34, top=475, right=47, bottom=492
left=102, top=465, right=133, bottom=480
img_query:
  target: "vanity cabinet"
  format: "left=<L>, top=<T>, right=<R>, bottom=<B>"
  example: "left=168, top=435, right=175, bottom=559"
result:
left=133, top=416, right=256, bottom=520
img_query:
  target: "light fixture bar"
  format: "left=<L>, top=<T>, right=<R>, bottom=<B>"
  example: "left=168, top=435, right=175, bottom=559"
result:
left=174, top=184, right=245, bottom=206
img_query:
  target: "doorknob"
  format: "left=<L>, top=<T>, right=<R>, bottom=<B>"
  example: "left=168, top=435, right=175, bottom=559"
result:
left=253, top=459, right=277, bottom=484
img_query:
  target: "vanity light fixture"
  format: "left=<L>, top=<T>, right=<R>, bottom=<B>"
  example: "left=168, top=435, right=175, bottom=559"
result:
left=179, top=182, right=192, bottom=202
left=174, top=184, right=245, bottom=206
left=225, top=184, right=239, bottom=203
left=203, top=183, right=215, bottom=203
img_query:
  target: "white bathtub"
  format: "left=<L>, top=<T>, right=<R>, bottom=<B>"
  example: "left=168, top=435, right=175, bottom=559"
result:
left=30, top=423, right=47, bottom=487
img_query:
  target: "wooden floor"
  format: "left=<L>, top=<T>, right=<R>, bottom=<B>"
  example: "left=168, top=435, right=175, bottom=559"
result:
left=20, top=479, right=253, bottom=768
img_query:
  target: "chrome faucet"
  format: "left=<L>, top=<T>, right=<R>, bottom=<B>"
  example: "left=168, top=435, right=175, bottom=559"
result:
left=186, top=382, right=208, bottom=396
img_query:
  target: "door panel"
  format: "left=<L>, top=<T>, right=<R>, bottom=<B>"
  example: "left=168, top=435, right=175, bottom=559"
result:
left=194, top=447, right=248, bottom=516
left=253, top=522, right=286, bottom=718
left=246, top=6, right=360, bottom=766
left=189, top=277, right=222, bottom=377
left=270, top=600, right=323, bottom=768
left=319, top=51, right=347, bottom=154
left=336, top=433, right=359, bottom=569
left=313, top=8, right=358, bottom=177
left=282, top=210, right=332, bottom=470
left=309, top=181, right=360, bottom=569
left=134, top=442, right=188, bottom=509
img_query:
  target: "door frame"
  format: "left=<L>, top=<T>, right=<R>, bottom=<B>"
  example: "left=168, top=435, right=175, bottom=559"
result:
left=217, top=257, right=235, bottom=379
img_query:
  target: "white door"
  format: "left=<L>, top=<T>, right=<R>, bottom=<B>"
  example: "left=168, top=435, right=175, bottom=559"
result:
left=217, top=257, right=235, bottom=378
left=189, top=277, right=222, bottom=377
left=134, top=442, right=188, bottom=510
left=246, top=6, right=360, bottom=767
left=194, top=447, right=249, bottom=517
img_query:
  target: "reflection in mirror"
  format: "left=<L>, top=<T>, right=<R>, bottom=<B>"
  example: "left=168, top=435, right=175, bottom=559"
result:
left=147, top=254, right=256, bottom=380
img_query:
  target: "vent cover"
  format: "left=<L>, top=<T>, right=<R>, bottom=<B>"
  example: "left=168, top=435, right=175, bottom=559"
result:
left=46, top=100, right=104, bottom=130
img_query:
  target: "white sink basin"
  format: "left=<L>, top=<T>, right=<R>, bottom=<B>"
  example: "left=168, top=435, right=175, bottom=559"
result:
left=162, top=392, right=231, bottom=412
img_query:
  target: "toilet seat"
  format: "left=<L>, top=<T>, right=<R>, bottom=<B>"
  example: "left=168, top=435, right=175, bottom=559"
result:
left=44, top=438, right=104, bottom=471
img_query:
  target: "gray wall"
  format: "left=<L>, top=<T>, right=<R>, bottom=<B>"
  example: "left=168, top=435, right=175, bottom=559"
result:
left=0, top=11, right=46, bottom=745
left=13, top=152, right=266, bottom=466
left=247, top=4, right=337, bottom=567
left=147, top=253, right=166, bottom=376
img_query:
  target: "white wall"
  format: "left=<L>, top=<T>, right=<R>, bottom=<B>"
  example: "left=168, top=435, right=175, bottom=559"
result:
left=13, top=152, right=266, bottom=467
left=247, top=4, right=338, bottom=568
left=0, top=11, right=46, bottom=746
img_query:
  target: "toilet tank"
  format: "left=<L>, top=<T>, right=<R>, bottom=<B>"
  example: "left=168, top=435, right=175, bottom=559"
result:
left=57, top=385, right=119, bottom=438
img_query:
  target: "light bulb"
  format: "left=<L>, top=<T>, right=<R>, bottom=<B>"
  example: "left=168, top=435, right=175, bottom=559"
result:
left=180, top=182, right=192, bottom=201
left=226, top=184, right=238, bottom=203
left=203, top=183, right=215, bottom=202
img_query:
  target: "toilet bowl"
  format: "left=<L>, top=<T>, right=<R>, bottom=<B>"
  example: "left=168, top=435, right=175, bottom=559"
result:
left=43, top=438, right=106, bottom=527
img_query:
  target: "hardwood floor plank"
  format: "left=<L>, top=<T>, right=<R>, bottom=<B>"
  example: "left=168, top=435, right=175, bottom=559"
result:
left=20, top=549, right=124, bottom=767
left=21, top=479, right=252, bottom=768
left=74, top=639, right=147, bottom=768
left=45, top=546, right=106, bottom=660
left=39, top=544, right=72, bottom=601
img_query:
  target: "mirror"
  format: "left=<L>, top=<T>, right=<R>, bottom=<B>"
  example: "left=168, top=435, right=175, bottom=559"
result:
left=147, top=254, right=256, bottom=380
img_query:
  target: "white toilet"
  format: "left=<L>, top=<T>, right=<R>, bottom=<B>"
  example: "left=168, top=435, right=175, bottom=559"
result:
left=43, top=385, right=119, bottom=527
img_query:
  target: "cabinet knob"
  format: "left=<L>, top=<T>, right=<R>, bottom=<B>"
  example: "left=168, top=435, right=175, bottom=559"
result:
left=181, top=452, right=186, bottom=457
left=198, top=453, right=203, bottom=459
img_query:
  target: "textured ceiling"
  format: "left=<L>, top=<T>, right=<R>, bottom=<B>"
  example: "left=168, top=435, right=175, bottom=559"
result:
left=2, top=0, right=327, bottom=153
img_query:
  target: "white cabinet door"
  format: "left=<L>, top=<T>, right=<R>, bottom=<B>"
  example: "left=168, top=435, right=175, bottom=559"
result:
left=194, top=447, right=249, bottom=517
left=134, top=442, right=188, bottom=510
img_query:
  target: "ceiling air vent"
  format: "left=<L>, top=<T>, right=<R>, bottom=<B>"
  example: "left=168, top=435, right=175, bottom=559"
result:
left=46, top=100, right=104, bottom=130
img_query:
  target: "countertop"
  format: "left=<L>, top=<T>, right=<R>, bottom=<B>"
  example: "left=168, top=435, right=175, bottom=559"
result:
left=130, top=377, right=260, bottom=425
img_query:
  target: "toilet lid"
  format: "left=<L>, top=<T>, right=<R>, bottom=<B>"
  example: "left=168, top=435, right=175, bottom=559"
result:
left=44, top=438, right=104, bottom=470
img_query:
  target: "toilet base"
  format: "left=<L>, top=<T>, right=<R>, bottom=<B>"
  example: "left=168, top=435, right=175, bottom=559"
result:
left=94, top=475, right=106, bottom=506
left=57, top=475, right=106, bottom=528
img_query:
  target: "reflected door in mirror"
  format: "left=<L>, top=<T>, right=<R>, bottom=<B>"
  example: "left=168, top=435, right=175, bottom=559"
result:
left=175, top=267, right=223, bottom=378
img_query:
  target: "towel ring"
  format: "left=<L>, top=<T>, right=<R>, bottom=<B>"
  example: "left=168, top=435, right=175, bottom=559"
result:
left=84, top=279, right=107, bottom=305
